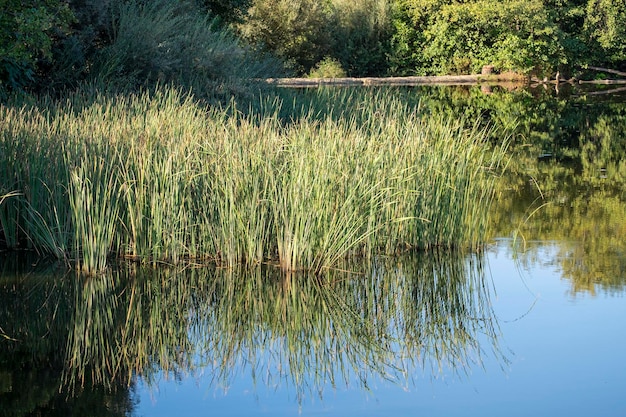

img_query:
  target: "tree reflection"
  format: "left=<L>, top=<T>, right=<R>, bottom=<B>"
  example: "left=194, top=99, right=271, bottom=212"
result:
left=477, top=88, right=626, bottom=295
left=407, top=84, right=626, bottom=295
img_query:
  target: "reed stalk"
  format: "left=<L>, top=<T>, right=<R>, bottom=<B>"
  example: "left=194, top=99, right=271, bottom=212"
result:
left=68, top=147, right=121, bottom=274
left=0, top=86, right=508, bottom=273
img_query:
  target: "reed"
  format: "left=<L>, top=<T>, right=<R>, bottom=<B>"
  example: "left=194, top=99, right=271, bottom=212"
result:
left=68, top=147, right=121, bottom=274
left=0, top=86, right=507, bottom=273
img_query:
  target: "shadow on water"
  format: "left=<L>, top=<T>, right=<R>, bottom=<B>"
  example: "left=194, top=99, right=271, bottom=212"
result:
left=0, top=250, right=503, bottom=415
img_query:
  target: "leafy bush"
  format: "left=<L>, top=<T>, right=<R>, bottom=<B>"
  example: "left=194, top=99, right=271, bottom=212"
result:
left=307, top=57, right=347, bottom=78
left=238, top=0, right=394, bottom=76
left=0, top=0, right=74, bottom=99
left=584, top=0, right=626, bottom=64
left=326, top=0, right=393, bottom=76
left=238, top=0, right=332, bottom=74
left=43, top=0, right=115, bottom=90
left=389, top=0, right=567, bottom=76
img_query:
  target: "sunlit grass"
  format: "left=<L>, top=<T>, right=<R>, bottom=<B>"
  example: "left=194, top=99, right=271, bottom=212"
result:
left=0, top=86, right=507, bottom=273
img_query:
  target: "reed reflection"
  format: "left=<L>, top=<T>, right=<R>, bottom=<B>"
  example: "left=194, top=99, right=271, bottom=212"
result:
left=1, top=250, right=504, bottom=413
left=62, top=250, right=503, bottom=404
left=0, top=258, right=135, bottom=417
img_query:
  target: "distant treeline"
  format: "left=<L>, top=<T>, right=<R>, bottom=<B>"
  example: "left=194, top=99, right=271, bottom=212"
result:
left=1, top=0, right=625, bottom=99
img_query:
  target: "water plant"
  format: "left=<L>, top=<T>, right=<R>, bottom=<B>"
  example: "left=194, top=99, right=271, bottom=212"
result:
left=0, top=86, right=508, bottom=273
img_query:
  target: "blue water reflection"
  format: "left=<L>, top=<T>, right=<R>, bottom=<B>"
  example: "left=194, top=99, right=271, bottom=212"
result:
left=133, top=241, right=626, bottom=417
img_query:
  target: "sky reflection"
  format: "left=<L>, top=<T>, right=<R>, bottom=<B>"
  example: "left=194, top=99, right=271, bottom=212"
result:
left=133, top=241, right=626, bottom=417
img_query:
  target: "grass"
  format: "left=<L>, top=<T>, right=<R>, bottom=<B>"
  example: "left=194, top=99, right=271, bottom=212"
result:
left=0, top=86, right=508, bottom=274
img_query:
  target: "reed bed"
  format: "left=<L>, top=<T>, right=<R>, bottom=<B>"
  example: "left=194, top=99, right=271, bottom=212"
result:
left=0, top=87, right=507, bottom=273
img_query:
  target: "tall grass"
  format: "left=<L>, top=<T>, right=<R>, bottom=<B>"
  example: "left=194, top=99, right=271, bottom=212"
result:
left=68, top=147, right=121, bottom=274
left=93, top=0, right=283, bottom=102
left=0, top=86, right=508, bottom=273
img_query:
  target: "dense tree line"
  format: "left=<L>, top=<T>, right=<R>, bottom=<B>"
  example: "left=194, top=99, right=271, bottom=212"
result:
left=1, top=0, right=625, bottom=99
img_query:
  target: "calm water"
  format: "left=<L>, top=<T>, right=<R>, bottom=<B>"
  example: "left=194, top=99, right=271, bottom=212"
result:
left=133, top=242, right=626, bottom=417
left=1, top=85, right=625, bottom=416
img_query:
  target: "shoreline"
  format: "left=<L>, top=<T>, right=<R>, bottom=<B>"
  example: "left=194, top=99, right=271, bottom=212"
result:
left=266, top=73, right=626, bottom=88
left=265, top=73, right=528, bottom=88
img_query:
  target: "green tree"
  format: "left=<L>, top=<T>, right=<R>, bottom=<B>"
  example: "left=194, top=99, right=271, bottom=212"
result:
left=326, top=0, right=393, bottom=76
left=543, top=0, right=587, bottom=71
left=388, top=0, right=444, bottom=75
left=389, top=0, right=566, bottom=76
left=238, top=0, right=332, bottom=74
left=584, top=0, right=626, bottom=64
left=0, top=0, right=74, bottom=98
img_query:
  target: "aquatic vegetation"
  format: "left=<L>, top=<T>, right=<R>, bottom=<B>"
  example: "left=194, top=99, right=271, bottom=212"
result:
left=0, top=87, right=507, bottom=273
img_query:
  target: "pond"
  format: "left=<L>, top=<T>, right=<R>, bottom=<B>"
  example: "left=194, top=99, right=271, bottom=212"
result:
left=1, top=84, right=625, bottom=416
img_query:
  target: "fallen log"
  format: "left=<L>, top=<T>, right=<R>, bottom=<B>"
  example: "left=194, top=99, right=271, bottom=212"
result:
left=265, top=73, right=529, bottom=88
left=578, top=79, right=626, bottom=85
left=586, top=66, right=626, bottom=78
left=582, top=86, right=626, bottom=96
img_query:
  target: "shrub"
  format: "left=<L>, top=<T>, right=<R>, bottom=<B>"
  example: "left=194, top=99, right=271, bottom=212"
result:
left=43, top=0, right=115, bottom=90
left=389, top=0, right=567, bottom=76
left=307, top=57, right=347, bottom=78
left=584, top=0, right=626, bottom=64
left=0, top=0, right=74, bottom=99
left=238, top=0, right=332, bottom=74
left=326, top=0, right=393, bottom=77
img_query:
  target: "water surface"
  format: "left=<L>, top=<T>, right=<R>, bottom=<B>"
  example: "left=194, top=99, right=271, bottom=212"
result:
left=1, top=84, right=625, bottom=416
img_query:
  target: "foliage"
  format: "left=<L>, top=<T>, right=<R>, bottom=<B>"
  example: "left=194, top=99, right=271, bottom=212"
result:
left=307, top=57, right=347, bottom=78
left=237, top=0, right=333, bottom=74
left=389, top=0, right=566, bottom=76
left=201, top=0, right=252, bottom=24
left=0, top=0, right=282, bottom=102
left=3, top=0, right=626, bottom=98
left=44, top=0, right=115, bottom=90
left=238, top=0, right=393, bottom=76
left=543, top=0, right=588, bottom=72
left=0, top=0, right=74, bottom=98
left=583, top=0, right=626, bottom=64
left=325, top=0, right=393, bottom=76
left=93, top=0, right=281, bottom=100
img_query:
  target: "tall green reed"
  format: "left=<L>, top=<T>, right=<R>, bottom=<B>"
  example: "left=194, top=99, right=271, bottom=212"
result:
left=67, top=147, right=120, bottom=274
left=0, top=86, right=508, bottom=273
left=0, top=105, right=72, bottom=255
